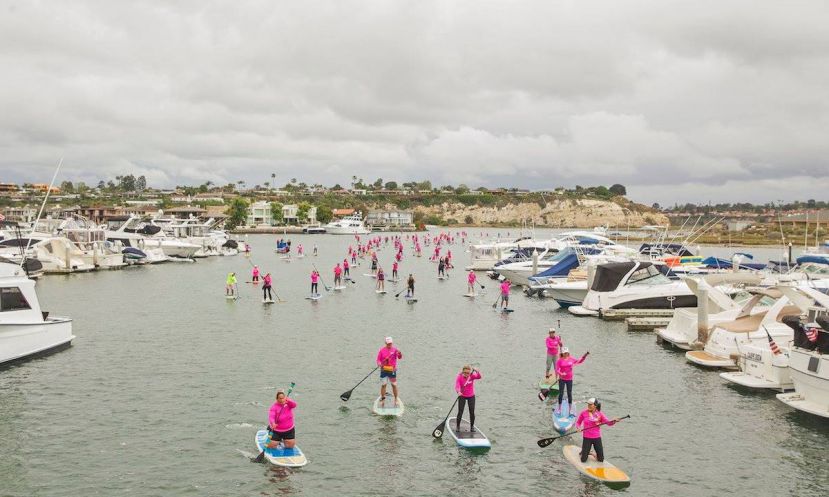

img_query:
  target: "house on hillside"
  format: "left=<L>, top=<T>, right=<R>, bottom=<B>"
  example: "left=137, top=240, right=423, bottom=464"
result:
left=282, top=204, right=299, bottom=224
left=366, top=210, right=414, bottom=228
left=247, top=201, right=273, bottom=226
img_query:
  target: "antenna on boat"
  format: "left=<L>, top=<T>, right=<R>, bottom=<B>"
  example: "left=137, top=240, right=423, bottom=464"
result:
left=20, top=158, right=63, bottom=272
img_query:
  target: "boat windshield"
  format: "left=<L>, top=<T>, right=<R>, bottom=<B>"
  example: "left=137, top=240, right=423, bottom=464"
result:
left=626, top=265, right=671, bottom=286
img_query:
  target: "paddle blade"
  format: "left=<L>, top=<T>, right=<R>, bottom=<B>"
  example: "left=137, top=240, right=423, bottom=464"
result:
left=253, top=450, right=266, bottom=463
left=432, top=421, right=446, bottom=438
left=537, top=436, right=557, bottom=448
left=340, top=390, right=352, bottom=402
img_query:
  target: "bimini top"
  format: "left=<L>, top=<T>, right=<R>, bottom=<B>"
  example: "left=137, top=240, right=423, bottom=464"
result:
left=590, top=261, right=651, bottom=292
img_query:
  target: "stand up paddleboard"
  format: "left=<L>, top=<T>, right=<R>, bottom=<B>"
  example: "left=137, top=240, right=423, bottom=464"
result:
left=405, top=297, right=418, bottom=304
left=438, top=275, right=447, bottom=280
left=500, top=308, right=514, bottom=313
left=562, top=444, right=630, bottom=487
left=388, top=278, right=400, bottom=283
left=539, top=376, right=559, bottom=393
left=445, top=417, right=491, bottom=449
left=226, top=295, right=237, bottom=300
left=371, top=395, right=404, bottom=417
left=333, top=285, right=347, bottom=291
left=463, top=293, right=477, bottom=298
left=553, top=399, right=576, bottom=433
left=305, top=294, right=322, bottom=301
left=255, top=429, right=308, bottom=467
left=262, top=299, right=275, bottom=304
left=375, top=289, right=387, bottom=294
left=363, top=273, right=377, bottom=278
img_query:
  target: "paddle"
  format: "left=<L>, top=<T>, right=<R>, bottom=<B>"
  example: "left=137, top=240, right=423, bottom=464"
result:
left=312, top=264, right=331, bottom=292
left=253, top=382, right=296, bottom=463
left=340, top=366, right=380, bottom=401
left=491, top=295, right=502, bottom=308
left=432, top=396, right=460, bottom=438
left=536, top=414, right=630, bottom=448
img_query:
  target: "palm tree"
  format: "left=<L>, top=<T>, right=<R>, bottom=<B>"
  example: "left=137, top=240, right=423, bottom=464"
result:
left=271, top=173, right=276, bottom=191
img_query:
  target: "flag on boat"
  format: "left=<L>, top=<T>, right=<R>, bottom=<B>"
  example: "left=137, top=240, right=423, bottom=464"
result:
left=765, top=330, right=781, bottom=355
left=805, top=327, right=819, bottom=343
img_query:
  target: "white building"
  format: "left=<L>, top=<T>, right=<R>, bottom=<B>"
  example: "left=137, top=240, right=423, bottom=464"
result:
left=282, top=204, right=299, bottom=224
left=366, top=210, right=414, bottom=227
left=247, top=201, right=273, bottom=226
left=306, top=206, right=317, bottom=223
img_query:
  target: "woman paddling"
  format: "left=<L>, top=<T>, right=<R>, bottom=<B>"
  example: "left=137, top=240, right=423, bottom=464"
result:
left=499, top=279, right=511, bottom=309
left=556, top=348, right=588, bottom=408
left=377, top=337, right=402, bottom=407
left=266, top=389, right=297, bottom=450
left=467, top=270, right=477, bottom=295
left=576, top=398, right=619, bottom=463
left=545, top=328, right=563, bottom=379
left=334, top=263, right=343, bottom=287
left=262, top=272, right=273, bottom=301
left=226, top=272, right=237, bottom=296
left=376, top=266, right=385, bottom=291
left=251, top=265, right=260, bottom=283
left=406, top=274, right=415, bottom=298
left=310, top=270, right=320, bottom=297
left=455, top=365, right=482, bottom=433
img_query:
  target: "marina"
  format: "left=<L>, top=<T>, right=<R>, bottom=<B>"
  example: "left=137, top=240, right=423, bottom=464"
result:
left=1, top=231, right=827, bottom=496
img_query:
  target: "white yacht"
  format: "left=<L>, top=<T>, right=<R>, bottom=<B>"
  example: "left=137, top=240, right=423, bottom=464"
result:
left=325, top=212, right=370, bottom=235
left=0, top=235, right=96, bottom=274
left=103, top=216, right=170, bottom=264
left=777, top=286, right=829, bottom=418
left=0, top=260, right=74, bottom=364
left=569, top=261, right=696, bottom=316
left=466, top=236, right=541, bottom=271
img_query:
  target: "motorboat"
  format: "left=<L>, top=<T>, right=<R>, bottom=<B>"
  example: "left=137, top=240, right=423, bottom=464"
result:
left=466, top=236, right=545, bottom=271
left=118, top=218, right=200, bottom=259
left=685, top=288, right=803, bottom=370
left=104, top=216, right=169, bottom=264
left=776, top=286, right=829, bottom=418
left=0, top=260, right=74, bottom=364
left=569, top=261, right=696, bottom=316
left=0, top=235, right=96, bottom=274
left=324, top=212, right=370, bottom=235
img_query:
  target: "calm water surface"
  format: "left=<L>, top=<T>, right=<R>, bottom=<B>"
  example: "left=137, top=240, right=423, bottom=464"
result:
left=1, top=231, right=827, bottom=496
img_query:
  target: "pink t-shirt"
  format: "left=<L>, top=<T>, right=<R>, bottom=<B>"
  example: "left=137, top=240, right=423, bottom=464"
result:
left=546, top=336, right=562, bottom=356
left=343, top=260, right=350, bottom=269
left=455, top=370, right=482, bottom=398
left=500, top=281, right=511, bottom=295
left=576, top=409, right=614, bottom=439
left=252, top=267, right=260, bottom=277
left=376, top=346, right=402, bottom=371
left=334, top=266, right=342, bottom=276
left=263, top=274, right=272, bottom=286
left=269, top=398, right=297, bottom=432
left=556, top=355, right=586, bottom=381
left=311, top=272, right=319, bottom=283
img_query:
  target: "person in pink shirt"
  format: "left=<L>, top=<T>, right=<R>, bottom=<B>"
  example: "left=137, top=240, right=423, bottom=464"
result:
left=377, top=337, right=403, bottom=407
left=392, top=261, right=399, bottom=280
left=499, top=279, right=511, bottom=309
left=545, top=328, right=563, bottom=379
left=334, top=263, right=343, bottom=287
left=556, top=348, right=589, bottom=407
left=376, top=266, right=385, bottom=291
left=251, top=265, right=260, bottom=283
left=575, top=398, right=620, bottom=463
left=310, top=270, right=320, bottom=296
left=467, top=271, right=477, bottom=295
left=455, top=365, right=482, bottom=433
left=343, top=258, right=350, bottom=278
left=266, top=389, right=298, bottom=449
left=262, top=272, right=273, bottom=301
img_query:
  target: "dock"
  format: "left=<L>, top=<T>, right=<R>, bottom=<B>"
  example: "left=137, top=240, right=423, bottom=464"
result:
left=625, top=316, right=673, bottom=332
left=599, top=309, right=675, bottom=321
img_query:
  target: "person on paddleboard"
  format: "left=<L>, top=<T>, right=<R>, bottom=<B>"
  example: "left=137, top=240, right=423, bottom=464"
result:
left=499, top=279, right=511, bottom=308
left=313, top=244, right=318, bottom=256
left=467, top=270, right=477, bottom=294
left=545, top=328, right=563, bottom=379
left=251, top=265, right=260, bottom=283
left=376, top=266, right=385, bottom=291
left=334, top=263, right=343, bottom=287
left=377, top=337, right=402, bottom=407
left=266, top=389, right=297, bottom=449
left=392, top=260, right=399, bottom=280
left=226, top=272, right=237, bottom=296
left=310, top=270, right=320, bottom=296
left=556, top=348, right=588, bottom=408
left=343, top=258, right=350, bottom=278
left=438, top=258, right=446, bottom=278
left=371, top=253, right=378, bottom=274
left=262, top=272, right=273, bottom=301
left=576, top=398, right=619, bottom=463
left=406, top=274, right=415, bottom=297
left=455, top=365, right=482, bottom=433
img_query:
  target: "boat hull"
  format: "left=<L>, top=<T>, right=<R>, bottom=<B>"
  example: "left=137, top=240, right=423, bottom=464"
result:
left=0, top=319, right=74, bottom=364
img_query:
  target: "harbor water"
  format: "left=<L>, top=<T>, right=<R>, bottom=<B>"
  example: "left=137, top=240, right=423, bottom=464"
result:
left=1, top=233, right=827, bottom=496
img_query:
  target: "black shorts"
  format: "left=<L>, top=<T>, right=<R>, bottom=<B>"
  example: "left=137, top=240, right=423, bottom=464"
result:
left=269, top=427, right=295, bottom=441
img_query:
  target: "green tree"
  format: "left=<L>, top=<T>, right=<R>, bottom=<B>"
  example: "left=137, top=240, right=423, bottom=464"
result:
left=59, top=181, right=74, bottom=193
left=317, top=205, right=333, bottom=223
left=297, top=201, right=311, bottom=221
left=609, top=184, right=627, bottom=196
left=226, top=198, right=249, bottom=229
left=372, top=178, right=383, bottom=189
left=416, top=180, right=432, bottom=191
left=136, top=175, right=147, bottom=192
left=384, top=181, right=398, bottom=190
left=455, top=184, right=470, bottom=194
left=271, top=202, right=283, bottom=224
left=75, top=182, right=89, bottom=194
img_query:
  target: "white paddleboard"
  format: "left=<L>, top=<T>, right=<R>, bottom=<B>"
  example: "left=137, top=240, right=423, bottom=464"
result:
left=553, top=399, right=576, bottom=433
left=255, top=429, right=308, bottom=467
left=405, top=297, right=418, bottom=304
left=445, top=417, right=491, bottom=449
left=562, top=444, right=630, bottom=486
left=305, top=294, right=322, bottom=301
left=387, top=278, right=400, bottom=283
left=333, top=286, right=347, bottom=291
left=438, top=276, right=447, bottom=280
left=226, top=295, right=237, bottom=300
left=463, top=293, right=477, bottom=298
left=262, top=299, right=275, bottom=304
left=376, top=290, right=387, bottom=294
left=500, top=308, right=514, bottom=313
left=371, top=396, right=404, bottom=417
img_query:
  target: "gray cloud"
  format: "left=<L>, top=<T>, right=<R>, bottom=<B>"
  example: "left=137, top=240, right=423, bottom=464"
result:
left=0, top=0, right=826, bottom=204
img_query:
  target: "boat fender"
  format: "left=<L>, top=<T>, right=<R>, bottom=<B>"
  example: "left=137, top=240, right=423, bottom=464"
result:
left=690, top=340, right=705, bottom=351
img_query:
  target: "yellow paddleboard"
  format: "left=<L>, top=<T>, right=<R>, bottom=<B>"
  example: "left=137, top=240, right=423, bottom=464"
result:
left=562, top=444, right=630, bottom=486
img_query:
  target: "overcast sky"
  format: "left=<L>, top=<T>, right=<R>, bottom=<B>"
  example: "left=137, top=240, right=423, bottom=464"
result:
left=1, top=0, right=827, bottom=206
